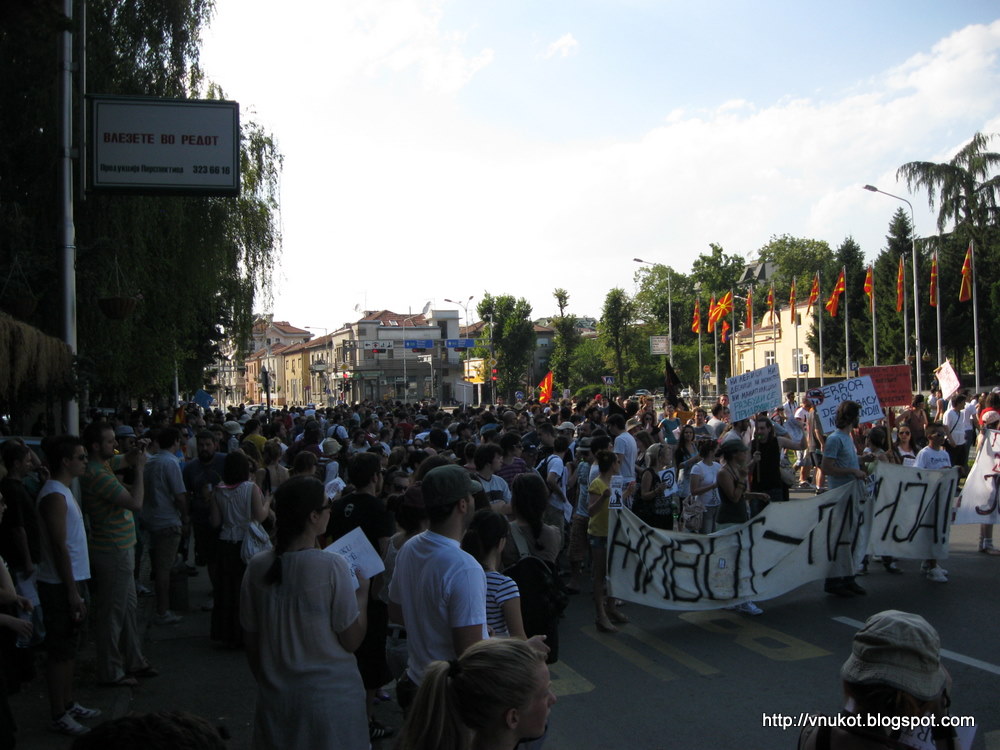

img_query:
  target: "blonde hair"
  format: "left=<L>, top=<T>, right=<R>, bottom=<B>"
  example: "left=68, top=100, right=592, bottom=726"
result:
left=397, top=640, right=546, bottom=750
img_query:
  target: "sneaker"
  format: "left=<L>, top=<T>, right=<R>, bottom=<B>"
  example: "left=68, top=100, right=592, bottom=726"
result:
left=137, top=584, right=153, bottom=597
left=153, top=611, right=183, bottom=625
left=726, top=601, right=764, bottom=615
left=369, top=720, right=394, bottom=741
left=925, top=567, right=948, bottom=583
left=979, top=539, right=1000, bottom=556
left=844, top=580, right=867, bottom=596
left=51, top=712, right=90, bottom=736
left=920, top=562, right=948, bottom=575
left=66, top=702, right=102, bottom=720
left=883, top=562, right=903, bottom=575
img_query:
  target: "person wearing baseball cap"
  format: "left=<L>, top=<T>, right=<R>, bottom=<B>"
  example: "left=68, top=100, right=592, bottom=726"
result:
left=388, top=465, right=493, bottom=712
left=798, top=610, right=956, bottom=749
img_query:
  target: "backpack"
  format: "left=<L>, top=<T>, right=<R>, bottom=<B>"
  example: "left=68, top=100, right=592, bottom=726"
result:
left=503, top=524, right=568, bottom=664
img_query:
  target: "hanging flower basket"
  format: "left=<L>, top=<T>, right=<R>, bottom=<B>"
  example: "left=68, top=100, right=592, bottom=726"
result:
left=97, top=296, right=138, bottom=320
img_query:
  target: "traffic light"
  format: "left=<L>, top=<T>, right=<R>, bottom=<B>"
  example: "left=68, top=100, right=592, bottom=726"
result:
left=491, top=368, right=497, bottom=381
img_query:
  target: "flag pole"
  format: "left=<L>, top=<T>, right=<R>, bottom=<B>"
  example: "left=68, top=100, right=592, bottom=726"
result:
left=697, top=299, right=703, bottom=402
left=794, top=296, right=800, bottom=397
left=750, top=286, right=756, bottom=371
left=843, top=266, right=850, bottom=377
left=935, top=250, right=943, bottom=366
left=818, top=272, right=825, bottom=386
left=870, top=268, right=878, bottom=366
left=714, top=327, right=719, bottom=402
left=971, top=241, right=981, bottom=393
left=730, top=287, right=736, bottom=380
left=901, top=255, right=910, bottom=387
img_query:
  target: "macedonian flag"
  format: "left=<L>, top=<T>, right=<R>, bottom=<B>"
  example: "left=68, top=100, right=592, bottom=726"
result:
left=538, top=370, right=554, bottom=404
left=825, top=268, right=846, bottom=318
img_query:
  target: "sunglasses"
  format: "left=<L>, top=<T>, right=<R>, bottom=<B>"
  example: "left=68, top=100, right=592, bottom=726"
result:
left=897, top=430, right=911, bottom=436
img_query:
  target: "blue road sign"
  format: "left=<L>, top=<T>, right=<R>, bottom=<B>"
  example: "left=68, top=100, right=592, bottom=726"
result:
left=446, top=338, right=476, bottom=348
left=515, top=390, right=525, bottom=400
left=404, top=339, right=435, bottom=349
left=602, top=375, right=615, bottom=385
left=799, top=364, right=809, bottom=373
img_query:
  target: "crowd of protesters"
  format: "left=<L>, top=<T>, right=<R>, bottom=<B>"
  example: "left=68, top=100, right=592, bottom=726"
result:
left=0, top=381, right=996, bottom=747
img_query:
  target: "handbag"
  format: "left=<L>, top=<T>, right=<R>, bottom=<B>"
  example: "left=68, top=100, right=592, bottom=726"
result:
left=241, top=520, right=272, bottom=564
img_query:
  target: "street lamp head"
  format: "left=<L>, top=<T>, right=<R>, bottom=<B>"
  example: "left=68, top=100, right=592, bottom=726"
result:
left=863, top=184, right=878, bottom=192
left=633, top=257, right=648, bottom=264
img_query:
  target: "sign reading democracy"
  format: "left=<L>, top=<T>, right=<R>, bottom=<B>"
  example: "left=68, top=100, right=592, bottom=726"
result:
left=858, top=365, right=912, bottom=407
left=812, top=376, right=885, bottom=434
left=90, top=96, right=240, bottom=195
left=726, top=363, right=782, bottom=423
left=954, top=429, right=1000, bottom=525
left=606, top=462, right=957, bottom=610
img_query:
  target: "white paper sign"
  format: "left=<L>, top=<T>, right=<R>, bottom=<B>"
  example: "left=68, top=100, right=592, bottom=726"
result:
left=954, top=429, right=1000, bottom=525
left=935, top=360, right=961, bottom=401
left=324, top=526, right=386, bottom=590
left=727, top=364, right=783, bottom=423
left=811, top=376, right=885, bottom=434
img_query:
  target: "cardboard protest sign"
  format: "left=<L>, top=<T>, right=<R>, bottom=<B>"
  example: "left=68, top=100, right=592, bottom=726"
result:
left=606, top=462, right=956, bottom=610
left=935, top=361, right=961, bottom=401
left=726, top=364, right=782, bottom=423
left=858, top=364, right=912, bottom=408
left=810, top=376, right=885, bottom=434
left=954, top=429, right=1000, bottom=525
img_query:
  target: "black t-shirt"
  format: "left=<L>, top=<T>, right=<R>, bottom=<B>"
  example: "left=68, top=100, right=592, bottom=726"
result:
left=325, top=492, right=394, bottom=552
left=0, top=476, right=41, bottom=568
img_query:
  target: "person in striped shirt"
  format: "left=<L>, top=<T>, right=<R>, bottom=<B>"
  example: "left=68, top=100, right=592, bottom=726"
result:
left=461, top=509, right=525, bottom=639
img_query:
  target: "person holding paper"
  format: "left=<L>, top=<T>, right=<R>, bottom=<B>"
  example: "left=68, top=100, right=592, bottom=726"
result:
left=241, top=474, right=370, bottom=750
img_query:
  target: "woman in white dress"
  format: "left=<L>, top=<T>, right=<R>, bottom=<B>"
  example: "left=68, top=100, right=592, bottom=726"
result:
left=241, top=475, right=370, bottom=750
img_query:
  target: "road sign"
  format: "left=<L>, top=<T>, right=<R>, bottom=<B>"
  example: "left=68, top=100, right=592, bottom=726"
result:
left=404, top=339, right=435, bottom=349
left=799, top=364, right=809, bottom=373
left=602, top=375, right=615, bottom=385
left=446, top=338, right=476, bottom=349
left=418, top=354, right=433, bottom=364
left=850, top=360, right=859, bottom=371
left=515, top=390, right=525, bottom=401
left=362, top=340, right=394, bottom=350
left=649, top=336, right=670, bottom=356
left=487, top=357, right=498, bottom=368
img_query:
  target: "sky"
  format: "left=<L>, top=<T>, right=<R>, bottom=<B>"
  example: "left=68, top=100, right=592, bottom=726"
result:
left=199, top=1, right=1000, bottom=333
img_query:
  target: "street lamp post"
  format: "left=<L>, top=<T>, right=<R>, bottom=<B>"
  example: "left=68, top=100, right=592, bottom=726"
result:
left=864, top=185, right=923, bottom=394
left=633, top=259, right=672, bottom=347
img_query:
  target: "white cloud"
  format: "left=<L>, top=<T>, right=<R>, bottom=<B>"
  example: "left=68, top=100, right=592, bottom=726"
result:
left=543, top=33, right=579, bottom=59
left=201, top=9, right=1000, bottom=327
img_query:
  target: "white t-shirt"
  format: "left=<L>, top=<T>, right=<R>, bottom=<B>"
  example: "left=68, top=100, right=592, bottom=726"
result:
left=915, top=446, right=952, bottom=470
left=388, top=530, right=487, bottom=684
left=476, top=473, right=512, bottom=509
left=537, top=454, right=568, bottom=514
left=690, top=461, right=722, bottom=507
left=943, top=409, right=968, bottom=446
left=37, top=479, right=90, bottom=583
left=614, top=432, right=638, bottom=481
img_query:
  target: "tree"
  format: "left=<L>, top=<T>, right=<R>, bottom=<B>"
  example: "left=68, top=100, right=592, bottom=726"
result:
left=476, top=293, right=535, bottom=401
left=806, top=237, right=866, bottom=375
left=599, top=289, right=635, bottom=389
left=548, top=288, right=580, bottom=392
left=754, top=234, right=837, bottom=305
left=871, top=209, right=914, bottom=367
left=568, top=337, right=606, bottom=389
left=897, top=132, right=1000, bottom=377
left=0, top=1, right=283, bottom=414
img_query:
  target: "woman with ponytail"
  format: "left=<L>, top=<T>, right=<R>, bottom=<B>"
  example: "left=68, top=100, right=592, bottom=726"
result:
left=396, top=639, right=555, bottom=750
left=240, top=475, right=370, bottom=750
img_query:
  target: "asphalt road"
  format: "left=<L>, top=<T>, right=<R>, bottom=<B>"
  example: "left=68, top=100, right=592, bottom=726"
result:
left=10, top=523, right=999, bottom=750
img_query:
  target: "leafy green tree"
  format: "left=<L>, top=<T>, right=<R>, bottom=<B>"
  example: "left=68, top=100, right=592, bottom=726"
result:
left=0, top=1, right=282, bottom=413
left=599, top=289, right=635, bottom=389
left=548, top=288, right=580, bottom=392
left=477, top=293, right=535, bottom=401
left=569, top=337, right=606, bottom=389
left=897, top=132, right=1000, bottom=376
left=806, top=237, right=866, bottom=375
left=754, top=234, right=837, bottom=305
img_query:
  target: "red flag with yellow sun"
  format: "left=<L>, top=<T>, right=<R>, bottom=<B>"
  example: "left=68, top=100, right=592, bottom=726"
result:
left=538, top=371, right=554, bottom=404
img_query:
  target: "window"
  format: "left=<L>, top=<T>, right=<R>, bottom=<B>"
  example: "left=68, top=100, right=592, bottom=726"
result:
left=765, top=350, right=776, bottom=366
left=792, top=348, right=804, bottom=371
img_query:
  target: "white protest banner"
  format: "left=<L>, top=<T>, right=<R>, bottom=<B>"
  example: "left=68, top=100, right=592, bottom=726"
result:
left=608, top=475, right=627, bottom=510
left=606, top=462, right=956, bottom=610
left=811, top=376, right=885, bottom=434
left=935, top=360, right=961, bottom=401
left=867, top=462, right=958, bottom=559
left=607, top=481, right=866, bottom=610
left=726, top=363, right=783, bottom=423
left=954, top=430, right=1000, bottom=525
left=324, top=526, right=385, bottom=589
